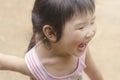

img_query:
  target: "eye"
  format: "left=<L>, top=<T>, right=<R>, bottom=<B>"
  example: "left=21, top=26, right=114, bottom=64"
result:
left=78, top=26, right=85, bottom=30
left=79, top=27, right=84, bottom=29
left=90, top=21, right=95, bottom=25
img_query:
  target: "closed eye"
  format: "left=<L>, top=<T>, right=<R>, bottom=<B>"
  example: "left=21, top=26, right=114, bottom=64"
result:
left=91, top=22, right=95, bottom=25
left=78, top=22, right=95, bottom=30
left=78, top=26, right=84, bottom=30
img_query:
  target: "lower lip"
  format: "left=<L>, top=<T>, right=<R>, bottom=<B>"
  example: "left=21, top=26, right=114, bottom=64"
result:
left=78, top=44, right=87, bottom=52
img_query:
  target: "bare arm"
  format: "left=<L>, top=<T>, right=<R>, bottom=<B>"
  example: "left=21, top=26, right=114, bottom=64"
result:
left=84, top=48, right=103, bottom=80
left=0, top=53, right=32, bottom=77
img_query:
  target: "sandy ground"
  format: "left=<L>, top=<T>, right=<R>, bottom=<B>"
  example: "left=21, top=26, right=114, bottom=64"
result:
left=0, top=0, right=120, bottom=80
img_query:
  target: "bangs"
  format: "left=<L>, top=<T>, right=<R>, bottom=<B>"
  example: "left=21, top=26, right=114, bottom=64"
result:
left=75, top=0, right=95, bottom=15
left=49, top=0, right=95, bottom=26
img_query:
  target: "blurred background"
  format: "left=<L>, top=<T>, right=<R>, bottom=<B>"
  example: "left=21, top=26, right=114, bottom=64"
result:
left=0, top=0, right=120, bottom=80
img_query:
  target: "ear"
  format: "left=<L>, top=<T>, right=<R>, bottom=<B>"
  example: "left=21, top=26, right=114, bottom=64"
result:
left=43, top=25, right=56, bottom=42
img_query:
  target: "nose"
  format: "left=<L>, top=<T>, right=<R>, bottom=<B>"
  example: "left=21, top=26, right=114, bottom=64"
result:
left=85, top=29, right=96, bottom=39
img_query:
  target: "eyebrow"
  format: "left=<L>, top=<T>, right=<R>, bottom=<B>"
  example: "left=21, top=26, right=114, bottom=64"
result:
left=74, top=16, right=96, bottom=27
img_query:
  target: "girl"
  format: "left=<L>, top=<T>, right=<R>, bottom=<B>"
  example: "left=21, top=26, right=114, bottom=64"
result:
left=0, top=0, right=103, bottom=80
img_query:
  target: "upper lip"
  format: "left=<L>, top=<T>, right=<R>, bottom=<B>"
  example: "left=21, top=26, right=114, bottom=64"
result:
left=80, top=39, right=92, bottom=45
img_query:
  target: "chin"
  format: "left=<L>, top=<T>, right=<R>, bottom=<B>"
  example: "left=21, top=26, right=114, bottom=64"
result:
left=74, top=51, right=85, bottom=57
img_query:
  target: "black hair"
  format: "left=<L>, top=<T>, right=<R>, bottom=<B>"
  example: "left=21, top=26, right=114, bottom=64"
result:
left=27, top=0, right=95, bottom=51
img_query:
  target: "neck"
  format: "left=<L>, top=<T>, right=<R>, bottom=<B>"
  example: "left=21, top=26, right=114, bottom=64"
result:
left=35, top=41, right=74, bottom=61
left=35, top=42, right=79, bottom=77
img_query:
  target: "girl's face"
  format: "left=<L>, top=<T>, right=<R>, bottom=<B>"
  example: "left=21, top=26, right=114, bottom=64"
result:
left=53, top=14, right=96, bottom=57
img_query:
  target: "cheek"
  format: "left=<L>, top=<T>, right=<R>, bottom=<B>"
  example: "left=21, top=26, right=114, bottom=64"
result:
left=73, top=31, right=84, bottom=41
left=68, top=32, right=84, bottom=45
left=73, top=37, right=82, bottom=46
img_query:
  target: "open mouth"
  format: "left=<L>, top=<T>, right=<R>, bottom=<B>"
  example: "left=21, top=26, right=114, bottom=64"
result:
left=78, top=43, right=87, bottom=52
left=78, top=39, right=91, bottom=52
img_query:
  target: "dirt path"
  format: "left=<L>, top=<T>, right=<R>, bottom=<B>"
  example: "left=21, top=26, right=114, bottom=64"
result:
left=0, top=0, right=120, bottom=80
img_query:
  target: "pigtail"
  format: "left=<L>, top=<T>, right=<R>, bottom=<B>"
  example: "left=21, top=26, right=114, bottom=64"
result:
left=27, top=32, right=36, bottom=52
left=26, top=10, right=41, bottom=52
left=26, top=9, right=39, bottom=52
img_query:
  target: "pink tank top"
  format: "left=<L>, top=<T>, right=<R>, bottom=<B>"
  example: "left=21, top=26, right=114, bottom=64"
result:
left=25, top=47, right=86, bottom=80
